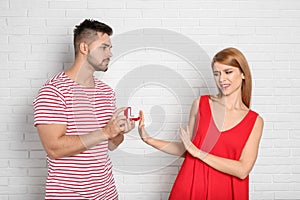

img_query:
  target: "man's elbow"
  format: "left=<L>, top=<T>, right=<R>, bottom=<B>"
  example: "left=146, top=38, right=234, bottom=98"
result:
left=45, top=148, right=62, bottom=160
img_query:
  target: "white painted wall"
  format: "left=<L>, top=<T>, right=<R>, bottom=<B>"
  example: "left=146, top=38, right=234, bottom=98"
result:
left=1, top=0, right=300, bottom=199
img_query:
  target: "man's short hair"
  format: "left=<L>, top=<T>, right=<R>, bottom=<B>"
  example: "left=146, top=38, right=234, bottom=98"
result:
left=73, top=19, right=113, bottom=55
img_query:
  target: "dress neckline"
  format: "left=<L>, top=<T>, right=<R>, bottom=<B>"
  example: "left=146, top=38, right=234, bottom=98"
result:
left=206, top=95, right=251, bottom=133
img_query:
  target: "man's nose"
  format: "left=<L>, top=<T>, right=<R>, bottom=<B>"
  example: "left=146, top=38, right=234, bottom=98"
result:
left=107, top=49, right=113, bottom=57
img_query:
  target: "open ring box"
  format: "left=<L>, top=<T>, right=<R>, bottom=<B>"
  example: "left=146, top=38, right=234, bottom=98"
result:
left=124, top=107, right=140, bottom=121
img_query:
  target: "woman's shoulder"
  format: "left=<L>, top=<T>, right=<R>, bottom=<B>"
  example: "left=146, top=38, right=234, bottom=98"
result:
left=250, top=110, right=264, bottom=124
left=191, top=95, right=212, bottom=111
left=248, top=108, right=263, bottom=119
left=198, top=94, right=214, bottom=100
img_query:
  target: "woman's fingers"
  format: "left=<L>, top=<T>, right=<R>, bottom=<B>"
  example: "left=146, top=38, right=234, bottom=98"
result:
left=138, top=110, right=144, bottom=127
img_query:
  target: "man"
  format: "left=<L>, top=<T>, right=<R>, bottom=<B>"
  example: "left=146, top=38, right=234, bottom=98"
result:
left=33, top=19, right=134, bottom=199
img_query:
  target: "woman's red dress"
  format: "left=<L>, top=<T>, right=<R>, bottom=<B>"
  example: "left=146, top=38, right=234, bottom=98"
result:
left=169, top=95, right=258, bottom=200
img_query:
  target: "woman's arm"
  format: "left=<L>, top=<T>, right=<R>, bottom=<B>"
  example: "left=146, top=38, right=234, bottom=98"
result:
left=138, top=98, right=200, bottom=157
left=180, top=115, right=264, bottom=179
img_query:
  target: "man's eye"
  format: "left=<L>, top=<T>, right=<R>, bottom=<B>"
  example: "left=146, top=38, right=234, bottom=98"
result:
left=226, top=71, right=232, bottom=74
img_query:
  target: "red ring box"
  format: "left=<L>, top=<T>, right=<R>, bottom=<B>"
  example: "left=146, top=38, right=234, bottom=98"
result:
left=124, top=107, right=140, bottom=121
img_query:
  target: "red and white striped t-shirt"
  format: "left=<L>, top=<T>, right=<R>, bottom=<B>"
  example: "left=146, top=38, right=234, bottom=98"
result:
left=33, top=72, right=118, bottom=200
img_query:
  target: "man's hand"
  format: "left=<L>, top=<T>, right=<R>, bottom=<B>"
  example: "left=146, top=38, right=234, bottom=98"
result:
left=102, top=107, right=127, bottom=139
left=103, top=107, right=135, bottom=139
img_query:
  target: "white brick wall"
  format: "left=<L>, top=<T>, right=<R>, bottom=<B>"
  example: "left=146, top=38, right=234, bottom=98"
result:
left=1, top=0, right=300, bottom=199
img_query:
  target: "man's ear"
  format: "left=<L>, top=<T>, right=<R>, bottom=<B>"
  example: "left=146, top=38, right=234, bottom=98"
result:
left=79, top=42, right=88, bottom=55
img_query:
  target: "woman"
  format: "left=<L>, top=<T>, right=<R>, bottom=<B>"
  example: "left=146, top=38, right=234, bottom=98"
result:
left=138, top=47, right=264, bottom=199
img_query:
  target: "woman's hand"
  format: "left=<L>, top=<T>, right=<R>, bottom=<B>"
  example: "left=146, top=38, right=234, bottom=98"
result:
left=138, top=110, right=150, bottom=142
left=180, top=126, right=205, bottom=159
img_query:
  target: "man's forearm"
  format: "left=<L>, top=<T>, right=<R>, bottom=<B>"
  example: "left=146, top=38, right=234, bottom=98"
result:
left=108, top=134, right=124, bottom=151
left=79, top=129, right=108, bottom=149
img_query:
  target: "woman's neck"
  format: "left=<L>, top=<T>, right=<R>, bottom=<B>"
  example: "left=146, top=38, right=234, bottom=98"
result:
left=218, top=92, right=247, bottom=111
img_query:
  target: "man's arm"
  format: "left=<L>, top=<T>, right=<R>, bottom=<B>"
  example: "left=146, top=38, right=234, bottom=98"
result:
left=37, top=108, right=130, bottom=159
left=108, top=117, right=136, bottom=151
left=37, top=124, right=106, bottom=159
left=108, top=134, right=124, bottom=151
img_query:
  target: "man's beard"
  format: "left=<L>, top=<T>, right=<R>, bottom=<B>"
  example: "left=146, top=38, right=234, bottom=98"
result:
left=101, top=58, right=110, bottom=72
left=87, top=54, right=110, bottom=72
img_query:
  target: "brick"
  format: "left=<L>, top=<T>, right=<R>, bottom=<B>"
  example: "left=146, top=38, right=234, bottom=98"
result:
left=106, top=9, right=142, bottom=18
left=0, top=168, right=27, bottom=177
left=47, top=36, right=73, bottom=44
left=28, top=9, right=65, bottom=18
left=1, top=62, right=25, bottom=70
left=0, top=160, right=9, bottom=168
left=9, top=52, right=72, bottom=62
left=9, top=0, right=47, bottom=8
left=0, top=97, right=27, bottom=106
left=0, top=150, right=28, bottom=159
left=255, top=183, right=290, bottom=191
left=116, top=183, right=141, bottom=193
left=259, top=148, right=290, bottom=157
left=9, top=177, right=45, bottom=185
left=28, top=186, right=45, bottom=194
left=49, top=0, right=88, bottom=9
left=0, top=186, right=27, bottom=194
left=65, top=9, right=105, bottom=18
left=28, top=168, right=47, bottom=177
left=32, top=44, right=69, bottom=53
left=9, top=195, right=45, bottom=200
left=0, top=0, right=8, bottom=9
left=0, top=177, right=8, bottom=186
left=10, top=141, right=43, bottom=151
left=9, top=159, right=46, bottom=168
left=9, top=35, right=47, bottom=44
left=124, top=19, right=162, bottom=28
left=1, top=25, right=30, bottom=36
left=0, top=8, right=27, bottom=16
left=142, top=9, right=178, bottom=18
left=0, top=44, right=30, bottom=52
left=0, top=89, right=9, bottom=97
left=252, top=165, right=292, bottom=174
left=127, top=1, right=163, bottom=9
left=24, top=133, right=40, bottom=142
left=123, top=193, right=161, bottom=200
left=30, top=26, right=67, bottom=35
left=7, top=17, right=45, bottom=26
left=274, top=174, right=300, bottom=183
left=141, top=183, right=172, bottom=192
left=251, top=174, right=273, bottom=183
left=0, top=35, right=8, bottom=44
left=251, top=192, right=274, bottom=200
left=275, top=191, right=300, bottom=199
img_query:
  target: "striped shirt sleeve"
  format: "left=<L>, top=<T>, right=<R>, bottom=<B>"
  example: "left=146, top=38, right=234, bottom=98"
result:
left=33, top=84, right=67, bottom=126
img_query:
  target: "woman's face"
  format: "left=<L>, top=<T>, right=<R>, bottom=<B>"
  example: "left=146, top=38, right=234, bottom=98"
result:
left=213, top=62, right=245, bottom=96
